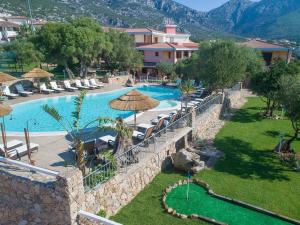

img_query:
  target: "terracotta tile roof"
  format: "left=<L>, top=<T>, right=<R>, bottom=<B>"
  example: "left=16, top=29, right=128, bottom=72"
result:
left=241, top=40, right=289, bottom=50
left=0, top=21, right=19, bottom=28
left=168, top=42, right=199, bottom=49
left=137, top=43, right=174, bottom=50
left=137, top=42, right=199, bottom=50
left=124, top=28, right=152, bottom=33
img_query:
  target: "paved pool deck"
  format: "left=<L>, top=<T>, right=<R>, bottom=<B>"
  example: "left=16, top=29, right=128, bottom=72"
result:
left=2, top=83, right=180, bottom=172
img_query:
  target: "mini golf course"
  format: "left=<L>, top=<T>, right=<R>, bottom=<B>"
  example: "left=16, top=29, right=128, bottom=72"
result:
left=164, top=181, right=297, bottom=225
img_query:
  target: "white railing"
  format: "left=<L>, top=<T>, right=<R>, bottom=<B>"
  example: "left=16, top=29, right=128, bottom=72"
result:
left=0, top=156, right=59, bottom=177
left=78, top=210, right=122, bottom=225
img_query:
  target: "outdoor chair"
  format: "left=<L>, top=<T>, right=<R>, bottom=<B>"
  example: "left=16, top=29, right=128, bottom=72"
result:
left=83, top=139, right=99, bottom=160
left=75, top=80, right=89, bottom=90
left=99, top=135, right=116, bottom=147
left=0, top=139, right=23, bottom=156
left=8, top=142, right=39, bottom=160
left=150, top=117, right=165, bottom=134
left=89, top=78, right=104, bottom=88
left=132, top=124, right=155, bottom=144
left=40, top=83, right=54, bottom=94
left=15, top=84, right=33, bottom=97
left=50, top=81, right=65, bottom=92
left=63, top=80, right=78, bottom=92
left=3, top=86, right=18, bottom=99
left=83, top=79, right=96, bottom=89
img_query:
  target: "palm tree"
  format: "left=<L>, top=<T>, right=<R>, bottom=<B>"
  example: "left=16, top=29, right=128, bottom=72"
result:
left=179, top=79, right=197, bottom=113
left=42, top=91, right=132, bottom=175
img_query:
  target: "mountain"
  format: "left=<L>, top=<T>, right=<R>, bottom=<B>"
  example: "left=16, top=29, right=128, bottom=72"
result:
left=1, top=0, right=300, bottom=41
left=0, top=0, right=234, bottom=40
left=205, top=0, right=254, bottom=32
left=206, top=0, right=300, bottom=41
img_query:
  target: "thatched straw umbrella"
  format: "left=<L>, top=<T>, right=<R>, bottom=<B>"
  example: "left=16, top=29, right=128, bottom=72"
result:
left=0, top=72, right=17, bottom=83
left=0, top=72, right=17, bottom=98
left=0, top=103, right=12, bottom=157
left=109, top=90, right=159, bottom=128
left=22, top=68, right=54, bottom=92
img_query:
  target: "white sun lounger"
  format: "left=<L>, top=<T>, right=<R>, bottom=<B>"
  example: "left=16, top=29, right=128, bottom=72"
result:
left=15, top=84, right=33, bottom=96
left=3, top=86, right=18, bottom=99
left=83, top=79, right=96, bottom=89
left=0, top=140, right=23, bottom=155
left=90, top=79, right=104, bottom=88
left=8, top=143, right=39, bottom=159
left=99, top=135, right=116, bottom=146
left=50, top=81, right=65, bottom=92
left=40, top=83, right=54, bottom=94
left=63, top=80, right=78, bottom=92
left=75, top=80, right=89, bottom=90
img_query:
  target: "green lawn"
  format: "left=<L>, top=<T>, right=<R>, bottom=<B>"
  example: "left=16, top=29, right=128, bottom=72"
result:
left=112, top=97, right=300, bottom=225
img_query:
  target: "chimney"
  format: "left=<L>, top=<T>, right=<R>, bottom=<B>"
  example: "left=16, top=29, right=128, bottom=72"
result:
left=164, top=24, right=177, bottom=34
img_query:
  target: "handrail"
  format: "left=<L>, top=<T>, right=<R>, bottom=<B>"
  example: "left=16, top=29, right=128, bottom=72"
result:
left=0, top=156, right=59, bottom=177
left=78, top=210, right=123, bottom=225
left=83, top=93, right=223, bottom=190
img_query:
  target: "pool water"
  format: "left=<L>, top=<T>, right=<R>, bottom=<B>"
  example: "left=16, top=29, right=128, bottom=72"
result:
left=166, top=183, right=293, bottom=225
left=6, top=85, right=181, bottom=133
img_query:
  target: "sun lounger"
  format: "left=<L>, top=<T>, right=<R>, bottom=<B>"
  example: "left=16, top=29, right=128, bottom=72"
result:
left=63, top=80, right=78, bottom=92
left=75, top=80, right=89, bottom=90
left=50, top=81, right=65, bottom=92
left=3, top=86, right=18, bottom=99
left=90, top=79, right=104, bottom=88
left=7, top=142, right=39, bottom=159
left=15, top=84, right=33, bottom=96
left=0, top=139, right=23, bottom=156
left=40, top=83, right=54, bottom=94
left=99, top=135, right=116, bottom=146
left=83, top=79, right=96, bottom=89
left=133, top=124, right=155, bottom=141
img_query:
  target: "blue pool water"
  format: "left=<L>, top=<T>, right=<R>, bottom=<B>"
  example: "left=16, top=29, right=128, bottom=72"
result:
left=6, top=85, right=181, bottom=132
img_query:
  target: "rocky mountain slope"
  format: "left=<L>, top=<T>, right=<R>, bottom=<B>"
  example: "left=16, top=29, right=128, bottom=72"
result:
left=1, top=0, right=300, bottom=41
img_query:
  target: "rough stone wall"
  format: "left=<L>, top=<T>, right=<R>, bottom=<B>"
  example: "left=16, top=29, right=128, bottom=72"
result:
left=102, top=75, right=132, bottom=85
left=0, top=163, right=84, bottom=225
left=85, top=142, right=177, bottom=216
left=77, top=216, right=104, bottom=225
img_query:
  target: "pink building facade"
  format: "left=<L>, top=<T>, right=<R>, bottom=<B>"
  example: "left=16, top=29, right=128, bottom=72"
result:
left=123, top=25, right=199, bottom=74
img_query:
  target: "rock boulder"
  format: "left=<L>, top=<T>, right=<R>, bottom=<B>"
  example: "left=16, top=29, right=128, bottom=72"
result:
left=171, top=149, right=205, bottom=173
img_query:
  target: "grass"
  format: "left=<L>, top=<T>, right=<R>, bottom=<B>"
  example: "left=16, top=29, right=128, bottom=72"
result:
left=111, top=97, right=300, bottom=225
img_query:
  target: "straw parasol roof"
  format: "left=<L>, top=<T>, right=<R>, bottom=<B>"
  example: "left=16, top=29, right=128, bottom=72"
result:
left=0, top=72, right=17, bottom=83
left=0, top=104, right=12, bottom=117
left=22, top=68, right=54, bottom=79
left=110, top=90, right=159, bottom=127
left=110, top=90, right=159, bottom=111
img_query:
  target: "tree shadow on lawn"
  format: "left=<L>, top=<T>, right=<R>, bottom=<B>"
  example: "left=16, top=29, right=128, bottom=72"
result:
left=231, top=108, right=263, bottom=123
left=214, top=137, right=290, bottom=181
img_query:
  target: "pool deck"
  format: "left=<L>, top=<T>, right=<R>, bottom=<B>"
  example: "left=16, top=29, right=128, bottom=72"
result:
left=2, top=83, right=180, bottom=172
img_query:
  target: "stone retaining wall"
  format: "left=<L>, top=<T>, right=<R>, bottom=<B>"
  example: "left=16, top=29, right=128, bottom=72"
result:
left=85, top=142, right=177, bottom=216
left=0, top=163, right=85, bottom=225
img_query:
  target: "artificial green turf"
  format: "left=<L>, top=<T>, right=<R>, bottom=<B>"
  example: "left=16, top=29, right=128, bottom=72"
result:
left=112, top=97, right=300, bottom=225
left=166, top=183, right=292, bottom=225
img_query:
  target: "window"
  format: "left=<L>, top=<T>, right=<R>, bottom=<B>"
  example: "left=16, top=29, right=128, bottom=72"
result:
left=168, top=52, right=171, bottom=59
left=176, top=51, right=182, bottom=59
left=155, top=52, right=159, bottom=57
left=184, top=51, right=189, bottom=57
left=154, top=37, right=158, bottom=43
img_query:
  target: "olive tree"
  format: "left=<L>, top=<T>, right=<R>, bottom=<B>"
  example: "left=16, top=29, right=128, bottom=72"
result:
left=195, top=40, right=265, bottom=92
left=278, top=76, right=300, bottom=152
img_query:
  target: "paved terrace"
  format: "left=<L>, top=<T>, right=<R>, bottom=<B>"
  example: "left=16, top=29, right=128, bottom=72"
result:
left=3, top=83, right=180, bottom=172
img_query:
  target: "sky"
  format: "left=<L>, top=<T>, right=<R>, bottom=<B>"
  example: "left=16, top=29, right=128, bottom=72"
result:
left=173, top=0, right=259, bottom=12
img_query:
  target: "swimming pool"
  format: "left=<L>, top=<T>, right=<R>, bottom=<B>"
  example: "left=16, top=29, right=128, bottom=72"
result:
left=6, top=85, right=181, bottom=133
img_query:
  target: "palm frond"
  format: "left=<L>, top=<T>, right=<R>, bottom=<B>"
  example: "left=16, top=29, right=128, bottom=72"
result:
left=42, top=104, right=62, bottom=122
left=72, top=90, right=87, bottom=129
